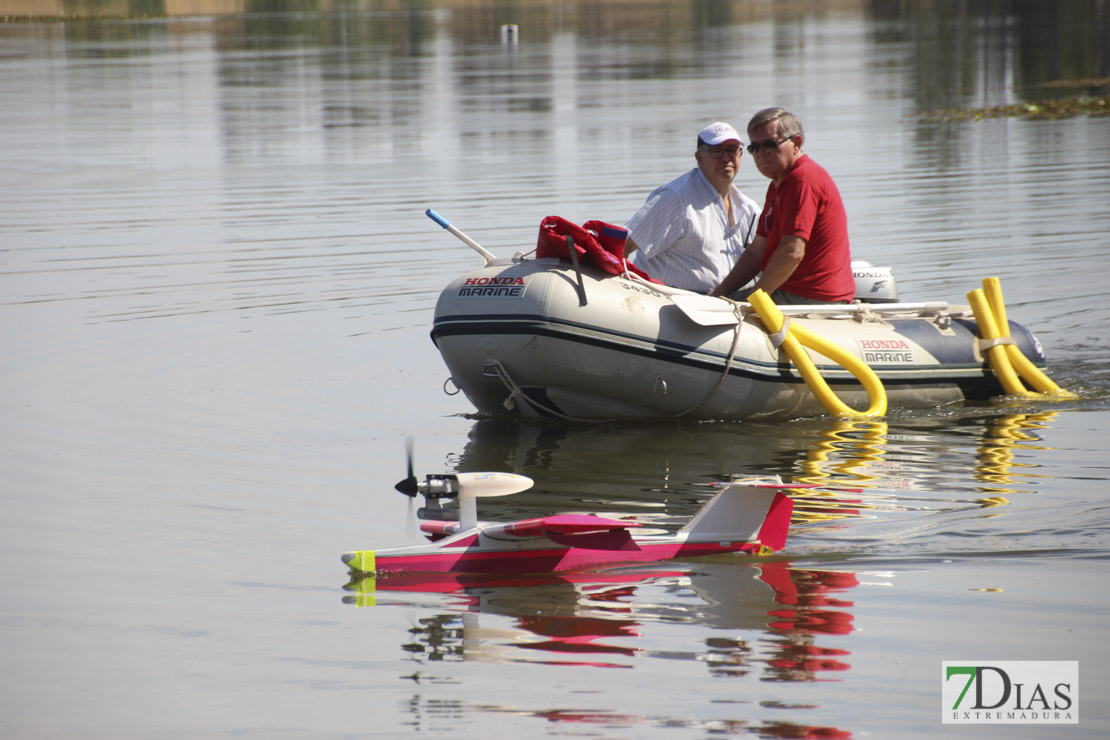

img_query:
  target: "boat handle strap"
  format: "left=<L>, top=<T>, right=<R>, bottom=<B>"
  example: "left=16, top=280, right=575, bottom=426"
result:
left=768, top=318, right=791, bottom=349
left=978, top=336, right=1017, bottom=351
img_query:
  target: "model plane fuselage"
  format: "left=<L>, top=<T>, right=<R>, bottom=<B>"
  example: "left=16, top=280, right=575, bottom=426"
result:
left=343, top=479, right=795, bottom=576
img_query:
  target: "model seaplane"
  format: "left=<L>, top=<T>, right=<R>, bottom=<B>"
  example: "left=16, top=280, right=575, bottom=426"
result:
left=342, top=444, right=798, bottom=577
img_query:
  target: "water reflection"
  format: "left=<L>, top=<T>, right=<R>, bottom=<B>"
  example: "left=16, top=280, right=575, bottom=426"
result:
left=867, top=0, right=1109, bottom=110
left=792, top=421, right=883, bottom=483
left=450, top=408, right=1064, bottom=523
left=974, top=411, right=1059, bottom=493
left=791, top=411, right=1062, bottom=497
left=397, top=692, right=854, bottom=739
left=12, top=2, right=1105, bottom=103
left=4, top=4, right=1107, bottom=738
left=762, top=568, right=857, bottom=682
left=345, top=560, right=857, bottom=674
left=345, top=561, right=856, bottom=734
left=6, top=1, right=1108, bottom=336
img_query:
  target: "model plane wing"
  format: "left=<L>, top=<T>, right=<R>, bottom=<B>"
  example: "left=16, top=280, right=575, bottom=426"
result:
left=499, top=514, right=641, bottom=537
left=419, top=514, right=640, bottom=543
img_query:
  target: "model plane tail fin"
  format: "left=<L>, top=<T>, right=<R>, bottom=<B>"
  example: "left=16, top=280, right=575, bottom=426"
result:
left=679, top=480, right=794, bottom=552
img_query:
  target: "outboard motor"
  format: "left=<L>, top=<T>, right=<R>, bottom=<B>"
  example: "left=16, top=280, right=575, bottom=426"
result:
left=852, top=260, right=899, bottom=303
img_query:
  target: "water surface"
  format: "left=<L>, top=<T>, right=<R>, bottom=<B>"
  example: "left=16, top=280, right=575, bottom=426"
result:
left=2, top=1, right=1110, bottom=737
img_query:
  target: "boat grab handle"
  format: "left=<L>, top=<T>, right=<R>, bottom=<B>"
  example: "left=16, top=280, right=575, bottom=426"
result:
left=565, top=234, right=588, bottom=306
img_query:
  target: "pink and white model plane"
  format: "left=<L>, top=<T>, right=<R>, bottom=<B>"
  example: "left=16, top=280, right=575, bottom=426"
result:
left=342, top=449, right=796, bottom=576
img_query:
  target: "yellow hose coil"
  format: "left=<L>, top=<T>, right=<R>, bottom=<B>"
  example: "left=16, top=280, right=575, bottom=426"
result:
left=749, top=289, right=887, bottom=418
left=981, top=278, right=1077, bottom=399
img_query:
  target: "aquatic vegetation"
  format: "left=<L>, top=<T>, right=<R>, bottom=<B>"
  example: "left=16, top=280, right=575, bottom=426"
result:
left=920, top=78, right=1110, bottom=120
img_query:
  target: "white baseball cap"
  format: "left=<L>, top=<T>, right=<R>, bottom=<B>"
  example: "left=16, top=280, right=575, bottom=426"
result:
left=697, top=122, right=742, bottom=147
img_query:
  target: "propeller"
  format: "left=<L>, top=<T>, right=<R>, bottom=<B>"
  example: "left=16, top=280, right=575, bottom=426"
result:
left=395, top=436, right=419, bottom=497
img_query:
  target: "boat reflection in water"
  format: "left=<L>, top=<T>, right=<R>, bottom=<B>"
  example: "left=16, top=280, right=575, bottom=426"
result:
left=786, top=410, right=1062, bottom=522
left=440, top=409, right=1063, bottom=530
left=974, top=411, right=1061, bottom=494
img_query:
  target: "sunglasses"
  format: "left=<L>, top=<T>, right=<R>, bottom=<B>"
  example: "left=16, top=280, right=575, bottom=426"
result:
left=746, top=136, right=795, bottom=155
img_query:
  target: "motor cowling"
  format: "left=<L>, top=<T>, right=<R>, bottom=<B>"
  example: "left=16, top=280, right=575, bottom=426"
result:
left=852, top=260, right=899, bottom=303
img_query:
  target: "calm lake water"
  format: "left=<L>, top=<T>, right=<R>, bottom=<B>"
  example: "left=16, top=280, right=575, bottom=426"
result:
left=2, top=1, right=1110, bottom=737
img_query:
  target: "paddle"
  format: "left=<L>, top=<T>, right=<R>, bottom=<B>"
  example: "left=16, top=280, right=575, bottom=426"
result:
left=426, top=209, right=497, bottom=265
left=670, top=294, right=744, bottom=326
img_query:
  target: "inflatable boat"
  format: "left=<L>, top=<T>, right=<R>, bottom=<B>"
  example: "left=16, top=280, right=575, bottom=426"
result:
left=427, top=212, right=1067, bottom=422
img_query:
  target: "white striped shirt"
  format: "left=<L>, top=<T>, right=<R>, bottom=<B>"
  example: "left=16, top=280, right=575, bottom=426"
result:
left=627, top=168, right=759, bottom=293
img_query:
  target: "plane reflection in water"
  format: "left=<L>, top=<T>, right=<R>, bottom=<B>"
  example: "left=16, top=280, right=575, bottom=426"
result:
left=340, top=410, right=1063, bottom=736
left=344, top=560, right=857, bottom=679
left=344, top=562, right=856, bottom=737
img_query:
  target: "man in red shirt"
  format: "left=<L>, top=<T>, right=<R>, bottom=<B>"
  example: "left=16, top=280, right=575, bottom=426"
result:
left=710, top=108, right=854, bottom=304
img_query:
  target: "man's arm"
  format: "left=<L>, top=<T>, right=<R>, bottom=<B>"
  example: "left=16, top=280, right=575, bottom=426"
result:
left=709, top=234, right=767, bottom=296
left=751, top=234, right=806, bottom=295
left=624, top=236, right=640, bottom=257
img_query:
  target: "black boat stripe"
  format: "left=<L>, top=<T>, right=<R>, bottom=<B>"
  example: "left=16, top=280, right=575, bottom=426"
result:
left=430, top=314, right=1004, bottom=388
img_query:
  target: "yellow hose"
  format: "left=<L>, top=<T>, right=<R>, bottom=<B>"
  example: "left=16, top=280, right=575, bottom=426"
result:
left=749, top=290, right=887, bottom=418
left=981, top=278, right=1077, bottom=399
left=966, top=288, right=1034, bottom=397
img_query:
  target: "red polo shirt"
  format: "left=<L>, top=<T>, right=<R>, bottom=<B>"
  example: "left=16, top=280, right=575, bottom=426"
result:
left=756, top=154, right=855, bottom=302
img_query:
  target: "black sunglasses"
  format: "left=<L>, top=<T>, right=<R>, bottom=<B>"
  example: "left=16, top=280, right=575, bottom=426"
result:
left=746, top=136, right=795, bottom=155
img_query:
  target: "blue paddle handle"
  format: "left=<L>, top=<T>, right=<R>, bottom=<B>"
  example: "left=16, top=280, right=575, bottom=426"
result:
left=426, top=209, right=450, bottom=229
left=425, top=208, right=496, bottom=264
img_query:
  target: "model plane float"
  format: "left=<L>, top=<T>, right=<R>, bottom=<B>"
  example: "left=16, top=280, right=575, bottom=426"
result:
left=342, top=444, right=818, bottom=577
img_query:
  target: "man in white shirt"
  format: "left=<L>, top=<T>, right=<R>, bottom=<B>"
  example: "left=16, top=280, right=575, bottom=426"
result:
left=625, top=122, right=760, bottom=293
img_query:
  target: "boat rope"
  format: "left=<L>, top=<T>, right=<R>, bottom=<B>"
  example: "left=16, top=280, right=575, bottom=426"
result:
left=668, top=300, right=746, bottom=417
left=482, top=300, right=745, bottom=422
left=485, top=359, right=614, bottom=422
